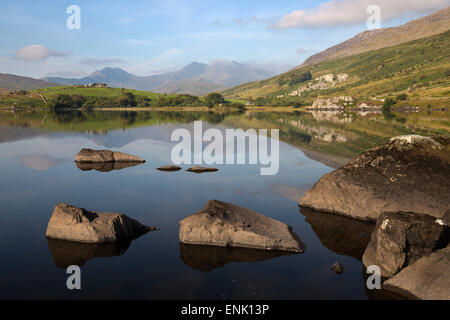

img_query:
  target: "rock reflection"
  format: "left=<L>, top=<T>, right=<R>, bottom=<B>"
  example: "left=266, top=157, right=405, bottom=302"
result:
left=75, top=161, right=143, bottom=172
left=47, top=238, right=131, bottom=268
left=300, top=207, right=374, bottom=260
left=180, top=243, right=295, bottom=271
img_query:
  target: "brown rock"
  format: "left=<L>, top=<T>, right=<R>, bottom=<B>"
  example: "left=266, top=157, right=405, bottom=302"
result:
left=157, top=165, right=182, bottom=171
left=300, top=135, right=450, bottom=221
left=186, top=166, right=218, bottom=173
left=362, top=211, right=449, bottom=278
left=383, top=246, right=450, bottom=300
left=75, top=148, right=145, bottom=163
left=179, top=200, right=305, bottom=253
left=46, top=203, right=157, bottom=243
left=331, top=262, right=344, bottom=274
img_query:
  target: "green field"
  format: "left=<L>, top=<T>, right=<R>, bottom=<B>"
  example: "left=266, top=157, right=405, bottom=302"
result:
left=35, top=86, right=165, bottom=99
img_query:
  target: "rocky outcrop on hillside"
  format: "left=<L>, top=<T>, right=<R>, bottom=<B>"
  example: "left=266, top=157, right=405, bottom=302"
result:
left=311, top=96, right=354, bottom=109
left=300, top=135, right=450, bottom=221
left=286, top=73, right=350, bottom=97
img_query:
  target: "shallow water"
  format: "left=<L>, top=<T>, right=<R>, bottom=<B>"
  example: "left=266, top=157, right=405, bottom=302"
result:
left=0, top=109, right=447, bottom=299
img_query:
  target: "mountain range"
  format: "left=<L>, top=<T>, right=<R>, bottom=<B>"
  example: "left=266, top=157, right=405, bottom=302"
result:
left=0, top=73, right=57, bottom=91
left=41, top=61, right=277, bottom=95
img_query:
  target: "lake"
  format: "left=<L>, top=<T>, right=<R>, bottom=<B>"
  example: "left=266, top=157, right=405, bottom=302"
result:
left=0, top=109, right=448, bottom=299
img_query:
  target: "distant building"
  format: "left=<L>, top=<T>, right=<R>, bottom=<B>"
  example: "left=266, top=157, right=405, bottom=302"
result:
left=85, top=83, right=108, bottom=88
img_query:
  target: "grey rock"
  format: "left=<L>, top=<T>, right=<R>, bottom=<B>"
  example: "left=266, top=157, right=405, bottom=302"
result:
left=362, top=211, right=449, bottom=278
left=383, top=246, right=450, bottom=300
left=46, top=203, right=157, bottom=243
left=179, top=200, right=305, bottom=253
left=75, top=148, right=145, bottom=163
left=300, top=135, right=449, bottom=221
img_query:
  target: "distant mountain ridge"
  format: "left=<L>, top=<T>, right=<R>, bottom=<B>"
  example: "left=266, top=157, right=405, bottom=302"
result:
left=0, top=73, right=57, bottom=90
left=302, top=6, right=450, bottom=66
left=42, top=61, right=276, bottom=95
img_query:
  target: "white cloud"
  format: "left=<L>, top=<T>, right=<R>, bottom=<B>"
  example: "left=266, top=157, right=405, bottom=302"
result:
left=274, top=0, right=449, bottom=29
left=15, top=45, right=71, bottom=61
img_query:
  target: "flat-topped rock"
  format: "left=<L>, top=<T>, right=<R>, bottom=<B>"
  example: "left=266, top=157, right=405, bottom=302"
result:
left=179, top=200, right=305, bottom=253
left=383, top=246, right=450, bottom=300
left=46, top=203, right=157, bottom=243
left=75, top=148, right=145, bottom=163
left=362, top=211, right=449, bottom=278
left=157, top=165, right=182, bottom=171
left=300, top=135, right=450, bottom=221
left=186, top=166, right=218, bottom=173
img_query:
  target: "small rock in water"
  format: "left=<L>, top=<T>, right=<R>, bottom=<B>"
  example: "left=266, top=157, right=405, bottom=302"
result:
left=186, top=166, right=218, bottom=173
left=331, top=262, right=344, bottom=274
left=157, top=165, right=182, bottom=171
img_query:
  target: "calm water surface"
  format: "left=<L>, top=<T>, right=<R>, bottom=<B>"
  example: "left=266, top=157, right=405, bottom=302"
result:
left=0, top=109, right=448, bottom=299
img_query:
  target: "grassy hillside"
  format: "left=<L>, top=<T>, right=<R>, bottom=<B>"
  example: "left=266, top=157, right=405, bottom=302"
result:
left=0, top=73, right=57, bottom=90
left=223, top=30, right=450, bottom=105
left=0, top=85, right=245, bottom=109
left=36, top=86, right=164, bottom=99
left=302, top=7, right=450, bottom=66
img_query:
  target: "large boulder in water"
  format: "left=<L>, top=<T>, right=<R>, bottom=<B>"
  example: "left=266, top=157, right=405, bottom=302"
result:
left=383, top=246, right=450, bottom=300
left=75, top=148, right=145, bottom=163
left=300, top=135, right=449, bottom=221
left=362, top=211, right=449, bottom=278
left=46, top=203, right=157, bottom=243
left=179, top=200, right=305, bottom=253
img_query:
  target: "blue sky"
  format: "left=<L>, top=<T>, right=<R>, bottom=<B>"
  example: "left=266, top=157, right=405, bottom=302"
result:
left=0, top=0, right=448, bottom=78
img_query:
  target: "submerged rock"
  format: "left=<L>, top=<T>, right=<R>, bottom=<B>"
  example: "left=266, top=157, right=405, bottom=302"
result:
left=362, top=211, right=449, bottom=278
left=331, top=262, right=344, bottom=274
left=47, top=238, right=131, bottom=268
left=179, top=200, right=305, bottom=253
left=186, top=166, right=218, bottom=173
left=75, top=148, right=145, bottom=163
left=180, top=243, right=295, bottom=271
left=383, top=246, right=450, bottom=300
left=46, top=203, right=157, bottom=243
left=157, top=165, right=182, bottom=171
left=75, top=161, right=143, bottom=172
left=300, top=135, right=450, bottom=221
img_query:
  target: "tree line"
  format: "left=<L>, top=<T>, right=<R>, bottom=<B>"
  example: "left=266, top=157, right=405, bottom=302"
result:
left=48, top=92, right=245, bottom=109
